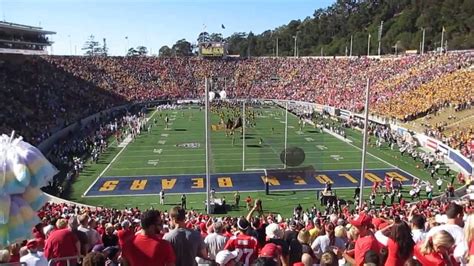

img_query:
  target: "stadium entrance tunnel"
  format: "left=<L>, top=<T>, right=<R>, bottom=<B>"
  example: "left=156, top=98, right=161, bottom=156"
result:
left=84, top=168, right=415, bottom=197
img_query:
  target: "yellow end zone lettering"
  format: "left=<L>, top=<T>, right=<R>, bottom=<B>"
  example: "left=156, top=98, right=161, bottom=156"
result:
left=386, top=172, right=408, bottom=181
left=162, top=178, right=177, bottom=190
left=291, top=175, right=307, bottom=185
left=218, top=177, right=233, bottom=188
left=364, top=173, right=383, bottom=183
left=130, top=180, right=147, bottom=190
left=314, top=174, right=332, bottom=184
left=338, top=173, right=358, bottom=183
left=99, top=180, right=118, bottom=192
left=260, top=176, right=280, bottom=186
left=191, top=178, right=204, bottom=188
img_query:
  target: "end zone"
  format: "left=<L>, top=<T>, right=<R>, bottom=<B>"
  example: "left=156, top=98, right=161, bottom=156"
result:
left=83, top=168, right=415, bottom=197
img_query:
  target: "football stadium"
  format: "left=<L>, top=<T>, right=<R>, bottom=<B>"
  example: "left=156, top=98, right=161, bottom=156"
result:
left=0, top=0, right=473, bottom=265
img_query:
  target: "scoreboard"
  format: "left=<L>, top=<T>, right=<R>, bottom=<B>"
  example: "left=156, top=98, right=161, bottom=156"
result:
left=200, top=42, right=226, bottom=57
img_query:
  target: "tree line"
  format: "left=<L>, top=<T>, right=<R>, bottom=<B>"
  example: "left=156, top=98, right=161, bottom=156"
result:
left=84, top=0, right=473, bottom=57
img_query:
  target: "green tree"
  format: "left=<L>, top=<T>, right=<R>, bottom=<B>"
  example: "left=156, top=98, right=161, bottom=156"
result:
left=172, top=39, right=193, bottom=56
left=82, top=35, right=102, bottom=56
left=159, top=45, right=173, bottom=57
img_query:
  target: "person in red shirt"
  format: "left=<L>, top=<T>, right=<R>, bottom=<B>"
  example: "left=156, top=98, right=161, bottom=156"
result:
left=374, top=217, right=415, bottom=266
left=340, top=212, right=380, bottom=266
left=44, top=223, right=80, bottom=266
left=413, top=230, right=457, bottom=266
left=122, top=210, right=175, bottom=266
left=224, top=218, right=259, bottom=266
left=117, top=220, right=134, bottom=262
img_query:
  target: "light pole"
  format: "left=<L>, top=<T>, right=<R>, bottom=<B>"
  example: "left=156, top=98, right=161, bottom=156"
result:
left=276, top=37, right=279, bottom=57
left=125, top=36, right=129, bottom=55
left=421, top=27, right=425, bottom=55
left=377, top=21, right=383, bottom=56
left=293, top=34, right=298, bottom=57
left=68, top=35, right=72, bottom=55
left=367, top=33, right=371, bottom=56
left=350, top=35, right=353, bottom=57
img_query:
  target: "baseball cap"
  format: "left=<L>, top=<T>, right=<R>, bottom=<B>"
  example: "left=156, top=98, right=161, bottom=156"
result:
left=349, top=212, right=372, bottom=228
left=260, top=243, right=282, bottom=258
left=215, top=249, right=242, bottom=265
left=265, top=223, right=283, bottom=239
left=26, top=239, right=38, bottom=250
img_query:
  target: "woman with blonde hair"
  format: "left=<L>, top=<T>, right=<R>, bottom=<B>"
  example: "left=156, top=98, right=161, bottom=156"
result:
left=464, top=214, right=474, bottom=265
left=413, top=230, right=456, bottom=266
left=297, top=229, right=316, bottom=266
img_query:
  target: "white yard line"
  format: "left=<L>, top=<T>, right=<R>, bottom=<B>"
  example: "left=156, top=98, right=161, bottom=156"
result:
left=108, top=161, right=387, bottom=171
left=82, top=109, right=160, bottom=197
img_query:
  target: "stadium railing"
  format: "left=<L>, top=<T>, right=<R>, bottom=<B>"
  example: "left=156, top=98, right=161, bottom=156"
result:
left=0, top=262, right=27, bottom=266
left=48, top=256, right=83, bottom=266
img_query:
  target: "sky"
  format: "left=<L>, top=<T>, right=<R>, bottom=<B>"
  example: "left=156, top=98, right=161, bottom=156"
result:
left=0, top=0, right=334, bottom=56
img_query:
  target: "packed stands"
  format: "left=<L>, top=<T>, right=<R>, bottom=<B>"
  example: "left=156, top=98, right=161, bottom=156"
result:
left=2, top=53, right=472, bottom=149
left=1, top=197, right=474, bottom=265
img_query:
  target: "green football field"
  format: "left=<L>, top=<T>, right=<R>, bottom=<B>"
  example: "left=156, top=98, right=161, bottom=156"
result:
left=66, top=105, right=449, bottom=217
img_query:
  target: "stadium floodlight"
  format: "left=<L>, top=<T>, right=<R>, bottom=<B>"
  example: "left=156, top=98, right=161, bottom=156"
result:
left=359, top=78, right=371, bottom=208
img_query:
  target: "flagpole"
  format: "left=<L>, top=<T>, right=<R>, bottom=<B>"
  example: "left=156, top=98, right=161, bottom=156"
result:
left=205, top=78, right=211, bottom=214
left=359, top=78, right=370, bottom=209
left=284, top=101, right=288, bottom=169
left=242, top=100, right=246, bottom=171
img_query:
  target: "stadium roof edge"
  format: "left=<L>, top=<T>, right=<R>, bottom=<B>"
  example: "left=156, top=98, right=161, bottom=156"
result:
left=0, top=21, right=56, bottom=35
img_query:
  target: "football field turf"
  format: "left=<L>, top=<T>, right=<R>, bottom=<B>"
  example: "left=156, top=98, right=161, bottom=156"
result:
left=67, top=106, right=442, bottom=216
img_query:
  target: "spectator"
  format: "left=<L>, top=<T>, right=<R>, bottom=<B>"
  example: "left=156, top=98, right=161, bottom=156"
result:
left=264, top=223, right=289, bottom=266
left=82, top=252, right=106, bottom=266
left=68, top=216, right=89, bottom=256
left=319, top=251, right=338, bottom=266
left=410, top=214, right=427, bottom=244
left=341, top=212, right=380, bottom=266
left=297, top=229, right=316, bottom=266
left=116, top=219, right=134, bottom=260
left=204, top=221, right=228, bottom=261
left=413, top=230, right=456, bottom=266
left=464, top=214, right=474, bottom=265
left=426, top=202, right=466, bottom=264
left=78, top=214, right=101, bottom=249
left=44, top=218, right=80, bottom=266
left=0, top=249, right=11, bottom=263
left=374, top=217, right=415, bottom=265
left=311, top=223, right=345, bottom=260
left=122, top=209, right=175, bottom=266
left=102, top=223, right=118, bottom=248
left=163, top=206, right=208, bottom=266
left=20, top=239, right=48, bottom=266
left=224, top=218, right=259, bottom=266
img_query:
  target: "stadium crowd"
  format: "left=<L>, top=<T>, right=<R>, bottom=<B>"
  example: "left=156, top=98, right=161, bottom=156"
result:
left=1, top=53, right=472, bottom=150
left=2, top=195, right=474, bottom=266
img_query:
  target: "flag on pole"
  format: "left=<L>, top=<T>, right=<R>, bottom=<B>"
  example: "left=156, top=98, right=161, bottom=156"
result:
left=221, top=24, right=225, bottom=29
